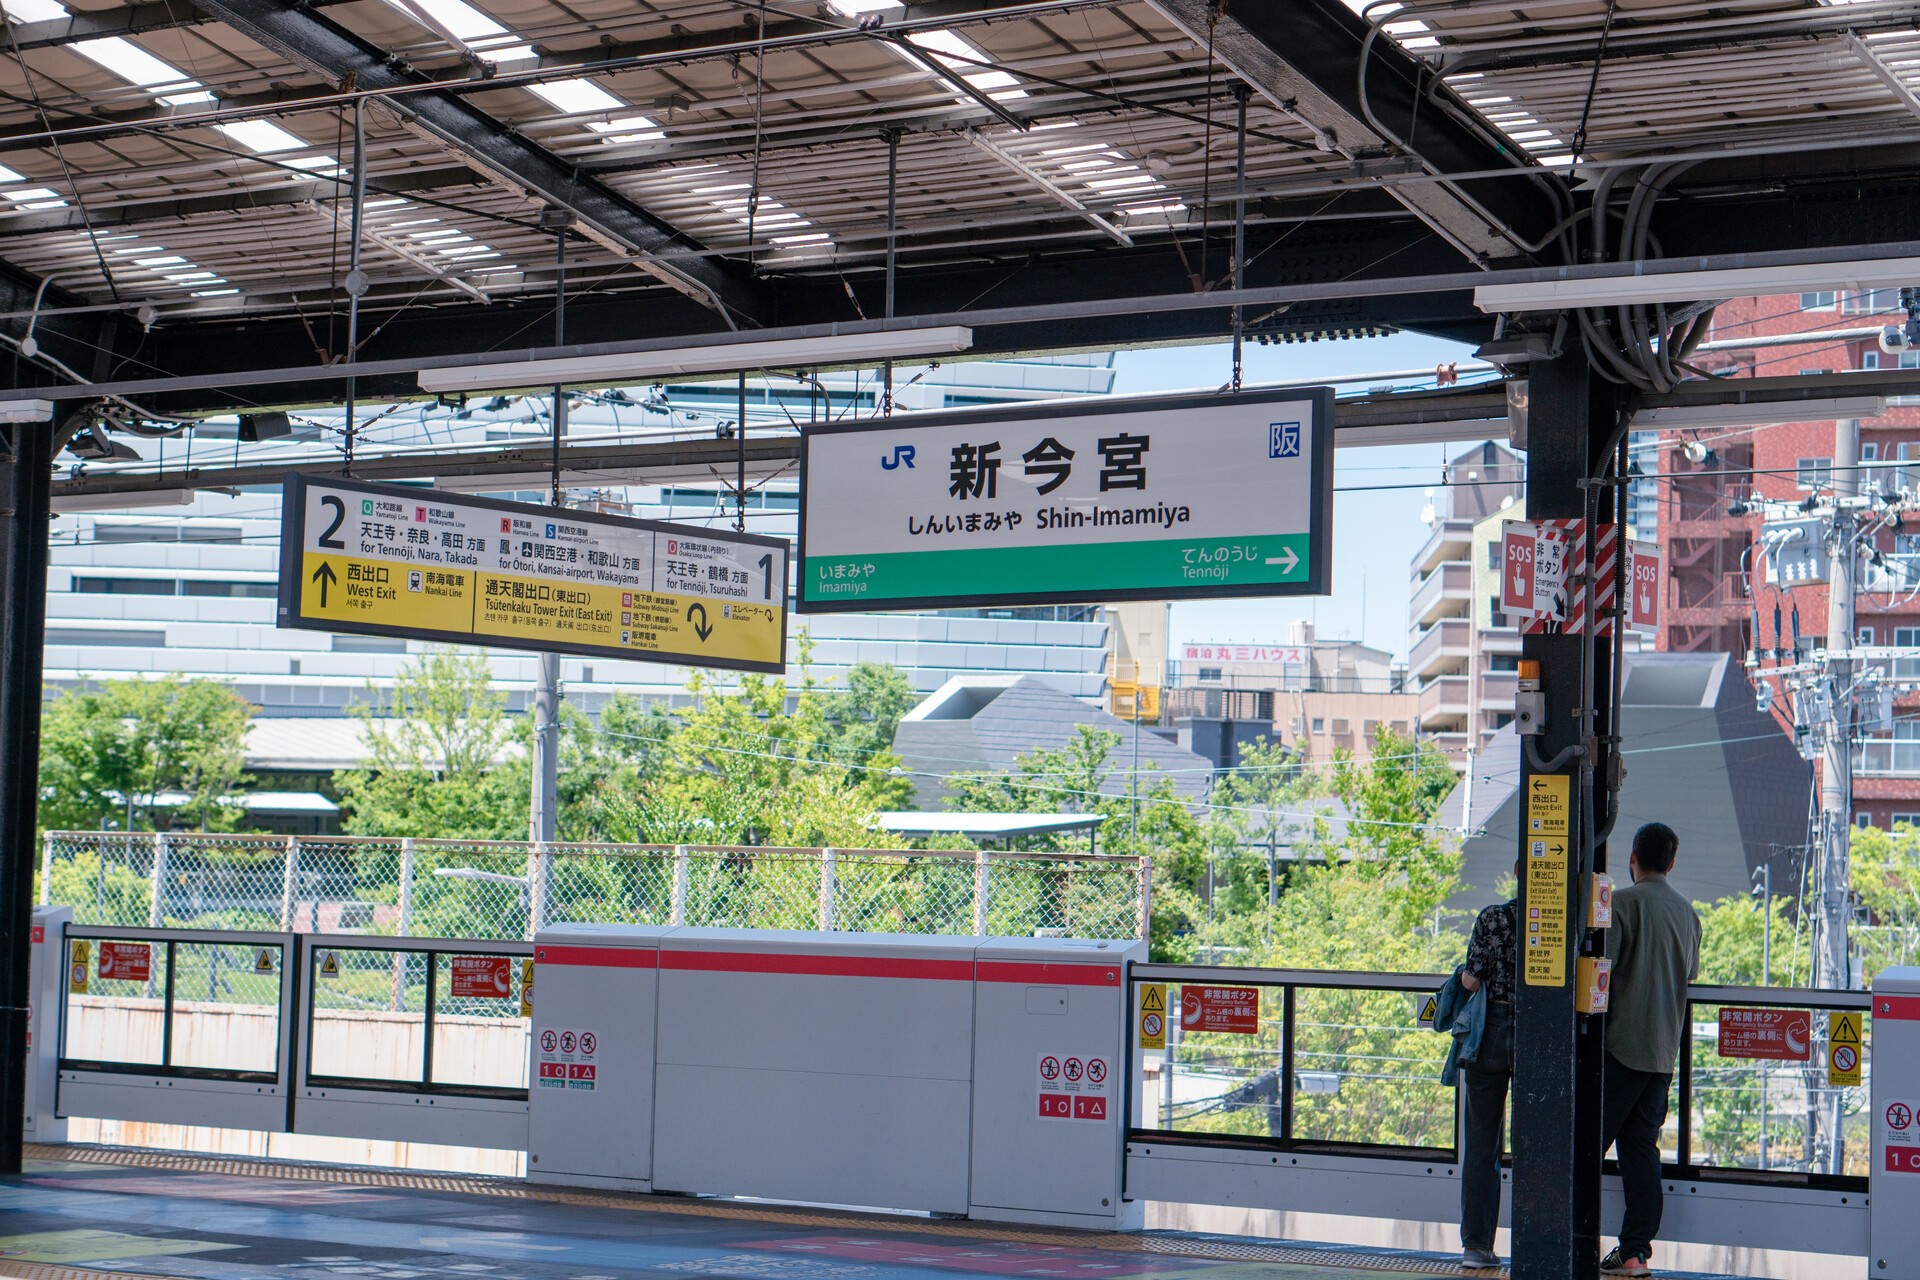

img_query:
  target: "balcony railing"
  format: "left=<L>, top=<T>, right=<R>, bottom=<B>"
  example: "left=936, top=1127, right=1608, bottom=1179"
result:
left=1410, top=619, right=1471, bottom=679
left=1410, top=562, right=1472, bottom=629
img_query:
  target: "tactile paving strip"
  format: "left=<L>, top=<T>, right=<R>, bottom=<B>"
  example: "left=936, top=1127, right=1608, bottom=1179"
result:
left=18, top=1144, right=1486, bottom=1276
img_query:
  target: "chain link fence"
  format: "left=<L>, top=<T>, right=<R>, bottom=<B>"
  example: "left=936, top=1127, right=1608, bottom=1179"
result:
left=42, top=831, right=1147, bottom=941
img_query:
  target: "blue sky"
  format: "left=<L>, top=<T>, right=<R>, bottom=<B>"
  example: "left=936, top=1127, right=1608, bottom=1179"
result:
left=1109, top=332, right=1493, bottom=664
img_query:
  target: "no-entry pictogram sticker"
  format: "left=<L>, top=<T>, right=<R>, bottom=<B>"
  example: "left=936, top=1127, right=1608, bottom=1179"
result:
left=1040, top=1055, right=1060, bottom=1081
left=541, top=1029, right=558, bottom=1054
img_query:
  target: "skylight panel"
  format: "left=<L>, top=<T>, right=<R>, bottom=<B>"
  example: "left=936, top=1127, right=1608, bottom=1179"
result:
left=2, top=186, right=66, bottom=209
left=827, top=0, right=901, bottom=13
left=588, top=115, right=665, bottom=144
left=529, top=78, right=625, bottom=116
left=1, top=0, right=72, bottom=23
left=73, top=37, right=199, bottom=91
left=216, top=120, right=308, bottom=153
left=0, top=164, right=22, bottom=183
left=384, top=0, right=504, bottom=42
left=906, top=29, right=1026, bottom=96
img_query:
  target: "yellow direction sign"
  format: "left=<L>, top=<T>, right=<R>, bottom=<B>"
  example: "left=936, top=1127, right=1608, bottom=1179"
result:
left=1829, top=1010, right=1863, bottom=1086
left=278, top=476, right=789, bottom=674
left=1138, top=983, right=1166, bottom=1049
left=1524, top=834, right=1572, bottom=988
left=67, top=940, right=88, bottom=994
left=1527, top=773, right=1571, bottom=837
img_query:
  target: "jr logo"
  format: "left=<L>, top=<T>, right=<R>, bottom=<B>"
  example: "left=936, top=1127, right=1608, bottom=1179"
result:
left=881, top=445, right=916, bottom=470
left=1269, top=422, right=1301, bottom=459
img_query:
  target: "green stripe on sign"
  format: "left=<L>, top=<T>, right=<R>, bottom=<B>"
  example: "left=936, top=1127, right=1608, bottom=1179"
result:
left=804, top=534, right=1310, bottom=604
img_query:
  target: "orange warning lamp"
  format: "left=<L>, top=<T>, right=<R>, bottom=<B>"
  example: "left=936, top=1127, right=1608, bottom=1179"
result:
left=1517, top=660, right=1541, bottom=680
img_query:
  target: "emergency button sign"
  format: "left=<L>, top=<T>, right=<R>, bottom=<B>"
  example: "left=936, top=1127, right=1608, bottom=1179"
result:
left=1181, top=985, right=1259, bottom=1034
left=448, top=955, right=512, bottom=999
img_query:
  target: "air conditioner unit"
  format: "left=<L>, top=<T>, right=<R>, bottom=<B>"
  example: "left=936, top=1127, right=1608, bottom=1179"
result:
left=1331, top=718, right=1351, bottom=735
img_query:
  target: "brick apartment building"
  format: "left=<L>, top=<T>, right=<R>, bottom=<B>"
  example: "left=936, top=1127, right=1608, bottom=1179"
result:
left=1654, top=289, right=1920, bottom=828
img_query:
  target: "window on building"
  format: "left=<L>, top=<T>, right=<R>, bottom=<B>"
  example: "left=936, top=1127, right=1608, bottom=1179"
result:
left=72, top=576, right=174, bottom=595
left=46, top=627, right=166, bottom=647
left=1489, top=653, right=1521, bottom=672
left=1862, top=350, right=1920, bottom=370
left=180, top=524, right=243, bottom=543
left=1802, top=291, right=1838, bottom=310
left=1858, top=812, right=1877, bottom=829
left=1197, top=667, right=1222, bottom=682
left=181, top=580, right=277, bottom=598
left=1493, top=713, right=1514, bottom=729
left=1864, top=442, right=1881, bottom=461
left=1311, top=717, right=1325, bottom=733
left=1487, top=541, right=1502, bottom=569
left=331, top=635, right=407, bottom=654
left=1797, top=457, right=1833, bottom=490
left=1489, top=596, right=1509, bottom=629
left=1861, top=626, right=1877, bottom=645
left=1895, top=813, right=1920, bottom=829
left=1843, top=288, right=1903, bottom=314
left=1898, top=628, right=1920, bottom=648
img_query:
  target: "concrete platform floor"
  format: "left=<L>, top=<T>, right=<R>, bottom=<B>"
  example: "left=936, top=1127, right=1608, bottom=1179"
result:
left=0, top=1145, right=1749, bottom=1280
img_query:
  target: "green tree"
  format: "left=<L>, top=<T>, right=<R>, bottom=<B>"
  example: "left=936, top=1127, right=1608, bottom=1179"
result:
left=39, top=675, right=256, bottom=833
left=333, top=648, right=526, bottom=840
left=1851, top=822, right=1920, bottom=979
left=1329, top=727, right=1461, bottom=928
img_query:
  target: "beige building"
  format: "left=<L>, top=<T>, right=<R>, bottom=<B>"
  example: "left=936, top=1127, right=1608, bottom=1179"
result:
left=1165, top=622, right=1417, bottom=765
left=1410, top=443, right=1527, bottom=767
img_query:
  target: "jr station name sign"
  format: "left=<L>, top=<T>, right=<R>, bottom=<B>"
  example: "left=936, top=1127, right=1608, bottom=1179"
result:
left=797, top=388, right=1334, bottom=612
left=277, top=475, right=788, bottom=673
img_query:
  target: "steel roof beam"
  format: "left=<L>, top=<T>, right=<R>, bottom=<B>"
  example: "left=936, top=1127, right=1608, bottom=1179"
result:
left=0, top=166, right=482, bottom=238
left=1145, top=0, right=1557, bottom=264
left=189, top=0, right=764, bottom=325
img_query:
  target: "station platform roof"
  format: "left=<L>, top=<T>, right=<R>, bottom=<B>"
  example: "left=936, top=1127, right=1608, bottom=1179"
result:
left=0, top=1144, right=1773, bottom=1280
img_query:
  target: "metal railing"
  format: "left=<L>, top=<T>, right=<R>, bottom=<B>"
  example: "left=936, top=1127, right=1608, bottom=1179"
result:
left=1129, top=965, right=1456, bottom=1160
left=41, top=831, right=1148, bottom=942
left=1128, top=965, right=1875, bottom=1188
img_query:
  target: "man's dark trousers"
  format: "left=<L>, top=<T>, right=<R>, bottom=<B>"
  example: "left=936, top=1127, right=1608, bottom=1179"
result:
left=1602, top=1051, right=1672, bottom=1259
left=1460, top=1002, right=1513, bottom=1251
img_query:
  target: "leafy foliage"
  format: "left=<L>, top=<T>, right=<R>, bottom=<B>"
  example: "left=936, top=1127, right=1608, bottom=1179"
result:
left=40, top=675, right=256, bottom=833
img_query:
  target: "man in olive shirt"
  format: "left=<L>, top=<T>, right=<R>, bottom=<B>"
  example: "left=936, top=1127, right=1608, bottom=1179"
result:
left=1599, top=822, right=1702, bottom=1278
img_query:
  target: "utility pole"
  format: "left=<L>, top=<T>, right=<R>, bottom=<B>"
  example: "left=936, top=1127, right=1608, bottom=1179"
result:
left=1813, top=417, right=1859, bottom=1176
left=530, top=211, right=571, bottom=847
left=1817, top=416, right=1859, bottom=1000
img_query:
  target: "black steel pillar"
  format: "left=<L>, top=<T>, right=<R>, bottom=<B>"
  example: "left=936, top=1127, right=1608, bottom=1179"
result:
left=1513, top=346, right=1615, bottom=1280
left=0, top=411, right=53, bottom=1174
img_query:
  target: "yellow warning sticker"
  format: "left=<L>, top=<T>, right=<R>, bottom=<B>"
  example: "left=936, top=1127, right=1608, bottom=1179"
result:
left=520, top=958, right=535, bottom=1019
left=1416, top=993, right=1438, bottom=1028
left=253, top=947, right=275, bottom=974
left=67, top=940, right=88, bottom=995
left=1829, top=1010, right=1862, bottom=1087
left=1138, top=983, right=1166, bottom=1050
left=318, top=950, right=340, bottom=978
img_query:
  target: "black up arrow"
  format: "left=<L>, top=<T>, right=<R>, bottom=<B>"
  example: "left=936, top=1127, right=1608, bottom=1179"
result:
left=686, top=602, right=713, bottom=641
left=311, top=561, right=338, bottom=607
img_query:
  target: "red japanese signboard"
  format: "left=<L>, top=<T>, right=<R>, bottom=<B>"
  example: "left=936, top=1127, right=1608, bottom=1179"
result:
left=97, top=941, right=151, bottom=983
left=1717, top=1008, right=1811, bottom=1061
left=1628, top=541, right=1661, bottom=631
left=449, top=955, right=512, bottom=999
left=1180, top=985, right=1259, bottom=1035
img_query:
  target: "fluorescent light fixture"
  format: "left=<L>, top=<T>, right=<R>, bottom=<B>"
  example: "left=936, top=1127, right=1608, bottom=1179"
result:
left=1632, top=396, right=1888, bottom=428
left=1335, top=420, right=1508, bottom=448
left=1476, top=257, right=1920, bottom=312
left=417, top=326, right=976, bottom=393
left=51, top=489, right=193, bottom=514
